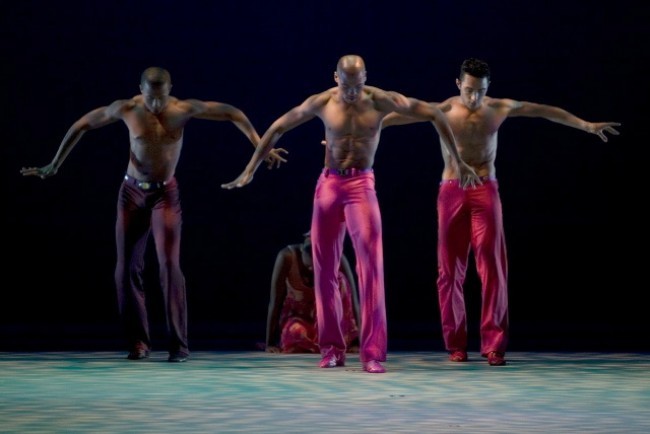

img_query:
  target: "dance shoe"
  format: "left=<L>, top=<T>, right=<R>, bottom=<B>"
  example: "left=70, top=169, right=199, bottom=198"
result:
left=127, top=344, right=150, bottom=360
left=318, top=353, right=345, bottom=368
left=168, top=352, right=189, bottom=363
left=449, top=350, right=468, bottom=362
left=362, top=360, right=386, bottom=373
left=487, top=351, right=506, bottom=366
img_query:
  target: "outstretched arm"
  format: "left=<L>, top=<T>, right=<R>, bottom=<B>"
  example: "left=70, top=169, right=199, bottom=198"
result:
left=508, top=101, right=621, bottom=142
left=265, top=247, right=292, bottom=353
left=382, top=109, right=432, bottom=128
left=189, top=100, right=288, bottom=169
left=385, top=96, right=481, bottom=188
left=221, top=93, right=323, bottom=189
left=20, top=101, right=124, bottom=179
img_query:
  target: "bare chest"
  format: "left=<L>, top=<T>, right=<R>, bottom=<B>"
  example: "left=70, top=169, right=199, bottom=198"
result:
left=321, top=101, right=383, bottom=137
left=449, top=109, right=503, bottom=146
left=123, top=110, right=185, bottom=145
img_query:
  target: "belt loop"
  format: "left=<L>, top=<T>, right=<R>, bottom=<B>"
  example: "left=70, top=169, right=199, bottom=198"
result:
left=322, top=168, right=329, bottom=178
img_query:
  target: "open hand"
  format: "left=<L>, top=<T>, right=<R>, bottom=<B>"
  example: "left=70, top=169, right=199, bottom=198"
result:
left=265, top=148, right=289, bottom=169
left=458, top=163, right=482, bottom=189
left=20, top=163, right=57, bottom=179
left=589, top=122, right=621, bottom=142
left=221, top=171, right=253, bottom=190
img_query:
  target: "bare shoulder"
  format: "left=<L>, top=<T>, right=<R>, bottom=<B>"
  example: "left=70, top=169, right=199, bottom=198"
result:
left=306, top=88, right=335, bottom=105
left=485, top=96, right=521, bottom=110
left=294, top=88, right=335, bottom=113
left=365, top=85, right=412, bottom=112
left=164, top=96, right=212, bottom=115
left=363, top=85, right=390, bottom=99
left=437, top=96, right=458, bottom=113
left=111, top=95, right=140, bottom=109
left=277, top=244, right=297, bottom=259
left=103, top=96, right=140, bottom=116
left=169, top=96, right=194, bottom=109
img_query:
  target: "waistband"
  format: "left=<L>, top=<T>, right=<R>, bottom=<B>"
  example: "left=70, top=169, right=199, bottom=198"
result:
left=124, top=174, right=170, bottom=191
left=322, top=167, right=373, bottom=177
left=440, top=175, right=496, bottom=185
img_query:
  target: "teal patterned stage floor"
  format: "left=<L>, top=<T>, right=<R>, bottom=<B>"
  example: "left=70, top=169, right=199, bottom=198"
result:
left=1, top=351, right=648, bottom=433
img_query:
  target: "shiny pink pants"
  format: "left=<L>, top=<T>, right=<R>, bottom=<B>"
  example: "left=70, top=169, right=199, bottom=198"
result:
left=311, top=170, right=387, bottom=363
left=437, top=178, right=509, bottom=356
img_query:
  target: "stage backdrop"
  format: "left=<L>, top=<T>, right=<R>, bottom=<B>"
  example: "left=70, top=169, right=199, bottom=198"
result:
left=2, top=1, right=646, bottom=351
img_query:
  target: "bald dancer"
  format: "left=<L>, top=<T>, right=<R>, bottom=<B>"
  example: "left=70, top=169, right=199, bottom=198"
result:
left=21, top=66, right=287, bottom=363
left=222, top=54, right=480, bottom=373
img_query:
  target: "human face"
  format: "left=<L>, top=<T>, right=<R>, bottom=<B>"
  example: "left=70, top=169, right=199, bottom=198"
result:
left=140, top=82, right=172, bottom=114
left=457, top=74, right=489, bottom=111
left=335, top=70, right=366, bottom=104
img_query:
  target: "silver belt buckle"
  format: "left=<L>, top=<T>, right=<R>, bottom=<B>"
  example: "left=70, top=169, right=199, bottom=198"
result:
left=336, top=168, right=348, bottom=176
left=138, top=181, right=151, bottom=190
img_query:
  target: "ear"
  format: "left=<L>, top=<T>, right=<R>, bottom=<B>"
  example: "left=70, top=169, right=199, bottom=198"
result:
left=334, top=71, right=339, bottom=84
left=455, top=78, right=461, bottom=89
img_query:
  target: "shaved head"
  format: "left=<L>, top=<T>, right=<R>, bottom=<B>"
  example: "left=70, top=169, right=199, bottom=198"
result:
left=334, top=55, right=367, bottom=103
left=336, top=55, right=366, bottom=75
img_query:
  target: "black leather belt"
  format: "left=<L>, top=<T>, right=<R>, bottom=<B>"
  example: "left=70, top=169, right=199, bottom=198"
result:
left=323, top=167, right=373, bottom=177
left=124, top=174, right=168, bottom=190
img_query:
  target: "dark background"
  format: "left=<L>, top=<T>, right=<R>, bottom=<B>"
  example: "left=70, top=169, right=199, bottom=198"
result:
left=2, top=1, right=647, bottom=352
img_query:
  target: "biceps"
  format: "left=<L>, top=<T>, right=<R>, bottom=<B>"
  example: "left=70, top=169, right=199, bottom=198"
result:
left=509, top=102, right=548, bottom=117
left=80, top=108, right=119, bottom=129
left=276, top=109, right=314, bottom=131
left=196, top=102, right=239, bottom=121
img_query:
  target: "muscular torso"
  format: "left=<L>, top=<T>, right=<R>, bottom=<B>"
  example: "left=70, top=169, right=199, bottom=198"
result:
left=318, top=87, right=389, bottom=170
left=121, top=96, right=191, bottom=182
left=439, top=96, right=509, bottom=179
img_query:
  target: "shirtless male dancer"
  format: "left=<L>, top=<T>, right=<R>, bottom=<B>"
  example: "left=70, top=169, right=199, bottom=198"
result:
left=222, top=54, right=480, bottom=373
left=21, top=66, right=287, bottom=362
left=383, top=57, right=620, bottom=366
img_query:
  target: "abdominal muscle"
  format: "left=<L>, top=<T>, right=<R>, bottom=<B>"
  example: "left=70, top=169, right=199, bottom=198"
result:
left=127, top=137, right=184, bottom=182
left=440, top=140, right=497, bottom=180
left=325, top=135, right=378, bottom=170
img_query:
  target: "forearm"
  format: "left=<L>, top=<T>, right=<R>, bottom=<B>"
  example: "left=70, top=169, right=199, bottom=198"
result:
left=516, top=103, right=589, bottom=131
left=52, top=126, right=86, bottom=171
left=382, top=113, right=424, bottom=128
left=245, top=130, right=281, bottom=172
left=265, top=320, right=278, bottom=347
left=408, top=102, right=462, bottom=163
left=229, top=112, right=261, bottom=147
left=432, top=118, right=464, bottom=165
left=49, top=106, right=117, bottom=171
left=238, top=125, right=261, bottom=148
left=265, top=304, right=282, bottom=346
left=544, top=106, right=588, bottom=131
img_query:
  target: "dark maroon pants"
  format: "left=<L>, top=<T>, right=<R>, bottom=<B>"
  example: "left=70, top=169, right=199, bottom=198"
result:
left=114, top=176, right=188, bottom=356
